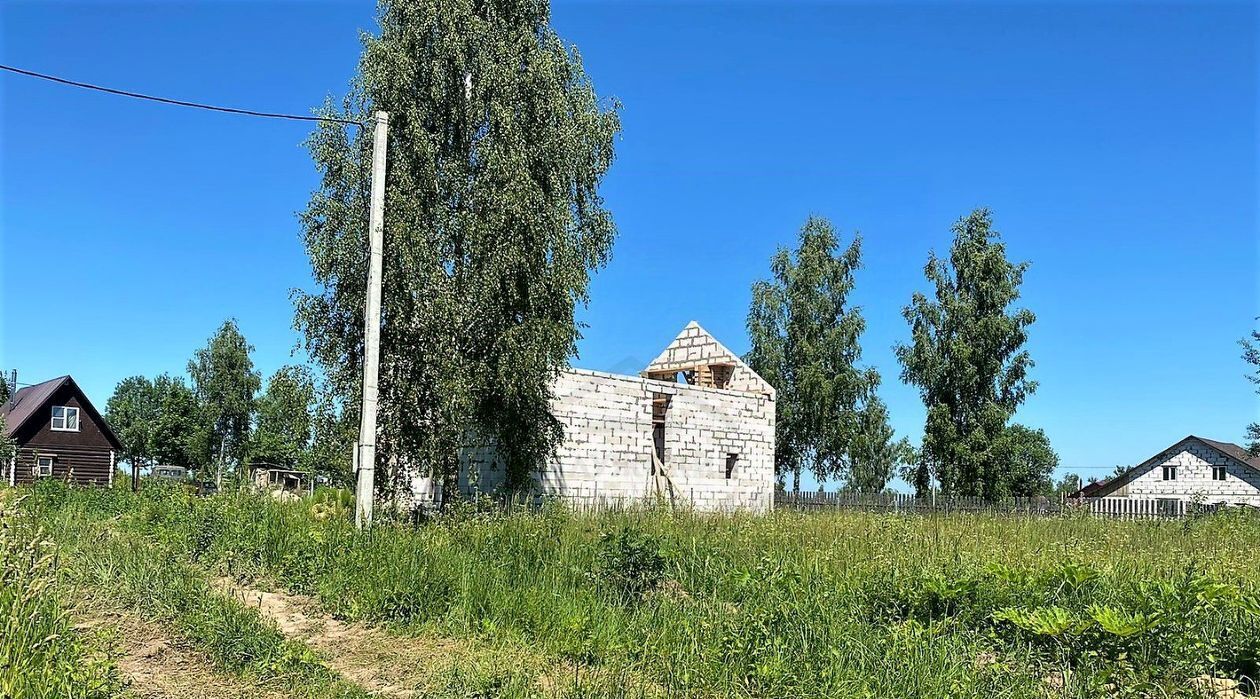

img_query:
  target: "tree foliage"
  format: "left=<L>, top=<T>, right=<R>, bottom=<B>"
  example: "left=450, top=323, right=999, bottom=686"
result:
left=991, top=423, right=1059, bottom=497
left=151, top=374, right=209, bottom=472
left=896, top=209, right=1040, bottom=499
left=746, top=216, right=906, bottom=493
left=106, top=374, right=210, bottom=476
left=105, top=376, right=159, bottom=470
left=0, top=415, right=15, bottom=465
left=1241, top=322, right=1260, bottom=455
left=188, top=320, right=260, bottom=481
left=295, top=0, right=619, bottom=493
left=304, top=388, right=356, bottom=486
left=250, top=366, right=317, bottom=470
left=1053, top=472, right=1082, bottom=499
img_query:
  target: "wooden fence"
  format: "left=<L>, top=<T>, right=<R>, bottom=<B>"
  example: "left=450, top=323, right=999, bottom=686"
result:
left=774, top=491, right=1213, bottom=520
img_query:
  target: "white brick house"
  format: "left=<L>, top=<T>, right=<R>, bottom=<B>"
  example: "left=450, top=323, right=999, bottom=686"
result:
left=1089, top=436, right=1260, bottom=506
left=411, top=322, right=777, bottom=512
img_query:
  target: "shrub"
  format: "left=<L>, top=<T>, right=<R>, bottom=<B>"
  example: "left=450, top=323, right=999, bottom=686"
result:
left=592, top=526, right=671, bottom=600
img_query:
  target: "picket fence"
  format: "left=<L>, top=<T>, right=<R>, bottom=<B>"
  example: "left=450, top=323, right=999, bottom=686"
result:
left=431, top=490, right=1212, bottom=520
left=774, top=491, right=1210, bottom=520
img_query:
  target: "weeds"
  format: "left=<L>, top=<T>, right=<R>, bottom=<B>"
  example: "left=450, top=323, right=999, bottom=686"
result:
left=18, top=481, right=1260, bottom=698
left=0, top=496, right=120, bottom=699
left=592, top=527, right=672, bottom=601
left=21, top=481, right=368, bottom=698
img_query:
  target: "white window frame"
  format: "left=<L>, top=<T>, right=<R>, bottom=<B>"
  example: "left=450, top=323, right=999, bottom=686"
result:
left=1212, top=466, right=1227, bottom=482
left=35, top=456, right=54, bottom=478
left=51, top=405, right=80, bottom=432
left=1162, top=465, right=1176, bottom=481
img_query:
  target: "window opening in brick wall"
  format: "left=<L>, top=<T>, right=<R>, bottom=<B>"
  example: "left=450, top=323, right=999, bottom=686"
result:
left=725, top=453, right=738, bottom=479
left=1162, top=466, right=1176, bottom=481
left=651, top=392, right=670, bottom=475
left=1212, top=466, right=1227, bottom=481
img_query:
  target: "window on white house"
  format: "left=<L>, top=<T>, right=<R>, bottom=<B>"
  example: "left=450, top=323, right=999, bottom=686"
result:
left=51, top=406, right=80, bottom=431
left=1212, top=466, right=1227, bottom=481
left=1162, top=466, right=1177, bottom=481
left=725, top=453, right=739, bottom=479
left=36, top=456, right=53, bottom=478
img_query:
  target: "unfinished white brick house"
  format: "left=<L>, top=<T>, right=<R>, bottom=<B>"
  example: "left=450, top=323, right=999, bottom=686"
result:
left=1088, top=436, right=1260, bottom=506
left=410, top=322, right=777, bottom=511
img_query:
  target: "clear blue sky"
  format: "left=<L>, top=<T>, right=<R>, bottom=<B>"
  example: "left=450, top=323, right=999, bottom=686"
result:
left=2, top=1, right=1256, bottom=489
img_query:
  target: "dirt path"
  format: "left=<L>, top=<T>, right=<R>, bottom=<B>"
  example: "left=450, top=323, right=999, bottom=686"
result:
left=217, top=579, right=485, bottom=697
left=75, top=604, right=288, bottom=699
left=215, top=579, right=664, bottom=698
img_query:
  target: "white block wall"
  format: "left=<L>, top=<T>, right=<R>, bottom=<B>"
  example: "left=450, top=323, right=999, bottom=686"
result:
left=440, top=367, right=776, bottom=512
left=1113, top=441, right=1260, bottom=505
left=643, top=321, right=775, bottom=398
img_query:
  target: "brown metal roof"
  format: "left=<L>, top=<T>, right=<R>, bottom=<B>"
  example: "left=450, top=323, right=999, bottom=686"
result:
left=1087, top=435, right=1260, bottom=498
left=1, top=375, right=122, bottom=449
left=1067, top=478, right=1112, bottom=499
left=1, top=376, right=71, bottom=438
left=1196, top=437, right=1260, bottom=470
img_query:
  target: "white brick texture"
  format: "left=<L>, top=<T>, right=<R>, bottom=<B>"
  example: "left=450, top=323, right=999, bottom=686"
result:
left=1112, top=441, right=1260, bottom=506
left=420, top=367, right=776, bottom=512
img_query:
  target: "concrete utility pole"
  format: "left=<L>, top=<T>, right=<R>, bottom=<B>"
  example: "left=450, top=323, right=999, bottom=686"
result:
left=356, top=110, right=389, bottom=529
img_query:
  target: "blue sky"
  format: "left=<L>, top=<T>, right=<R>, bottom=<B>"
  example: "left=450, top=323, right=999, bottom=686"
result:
left=2, top=1, right=1256, bottom=489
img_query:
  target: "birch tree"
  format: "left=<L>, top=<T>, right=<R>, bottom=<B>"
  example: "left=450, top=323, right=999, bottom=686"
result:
left=188, top=320, right=260, bottom=486
left=249, top=365, right=316, bottom=470
left=1242, top=322, right=1260, bottom=455
left=295, top=0, right=619, bottom=494
left=896, top=209, right=1039, bottom=498
left=746, top=216, right=905, bottom=492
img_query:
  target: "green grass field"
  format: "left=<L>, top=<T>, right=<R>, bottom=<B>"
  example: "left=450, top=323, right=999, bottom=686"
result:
left=5, top=481, right=1259, bottom=698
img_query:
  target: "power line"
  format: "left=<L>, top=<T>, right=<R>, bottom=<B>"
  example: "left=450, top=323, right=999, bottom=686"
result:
left=0, top=64, right=363, bottom=126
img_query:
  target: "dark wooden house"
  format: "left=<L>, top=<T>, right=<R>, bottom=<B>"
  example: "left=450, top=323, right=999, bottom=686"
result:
left=2, top=375, right=121, bottom=487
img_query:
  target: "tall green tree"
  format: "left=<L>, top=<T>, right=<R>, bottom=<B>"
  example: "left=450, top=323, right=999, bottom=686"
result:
left=105, top=376, right=159, bottom=487
left=896, top=209, right=1038, bottom=499
left=304, top=387, right=356, bottom=486
left=1241, top=322, right=1260, bottom=455
left=846, top=399, right=914, bottom=494
left=250, top=365, right=317, bottom=469
left=188, top=320, right=260, bottom=486
left=151, top=374, right=210, bottom=472
left=991, top=424, right=1059, bottom=497
left=1053, top=472, right=1082, bottom=499
left=746, top=216, right=906, bottom=492
left=295, top=0, right=619, bottom=494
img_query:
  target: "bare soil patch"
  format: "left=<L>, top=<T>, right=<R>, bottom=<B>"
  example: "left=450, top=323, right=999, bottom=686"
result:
left=215, top=578, right=666, bottom=698
left=217, top=578, right=493, bottom=697
left=75, top=604, right=288, bottom=699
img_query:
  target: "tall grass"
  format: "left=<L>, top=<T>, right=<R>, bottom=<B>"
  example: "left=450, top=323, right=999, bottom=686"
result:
left=20, top=483, right=368, bottom=698
left=24, top=481, right=1260, bottom=698
left=0, top=495, right=120, bottom=699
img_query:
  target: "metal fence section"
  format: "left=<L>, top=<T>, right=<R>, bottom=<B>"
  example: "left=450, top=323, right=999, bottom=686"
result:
left=774, top=492, right=1213, bottom=519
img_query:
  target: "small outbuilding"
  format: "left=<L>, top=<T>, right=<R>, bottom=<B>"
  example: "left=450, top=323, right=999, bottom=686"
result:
left=250, top=464, right=311, bottom=494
